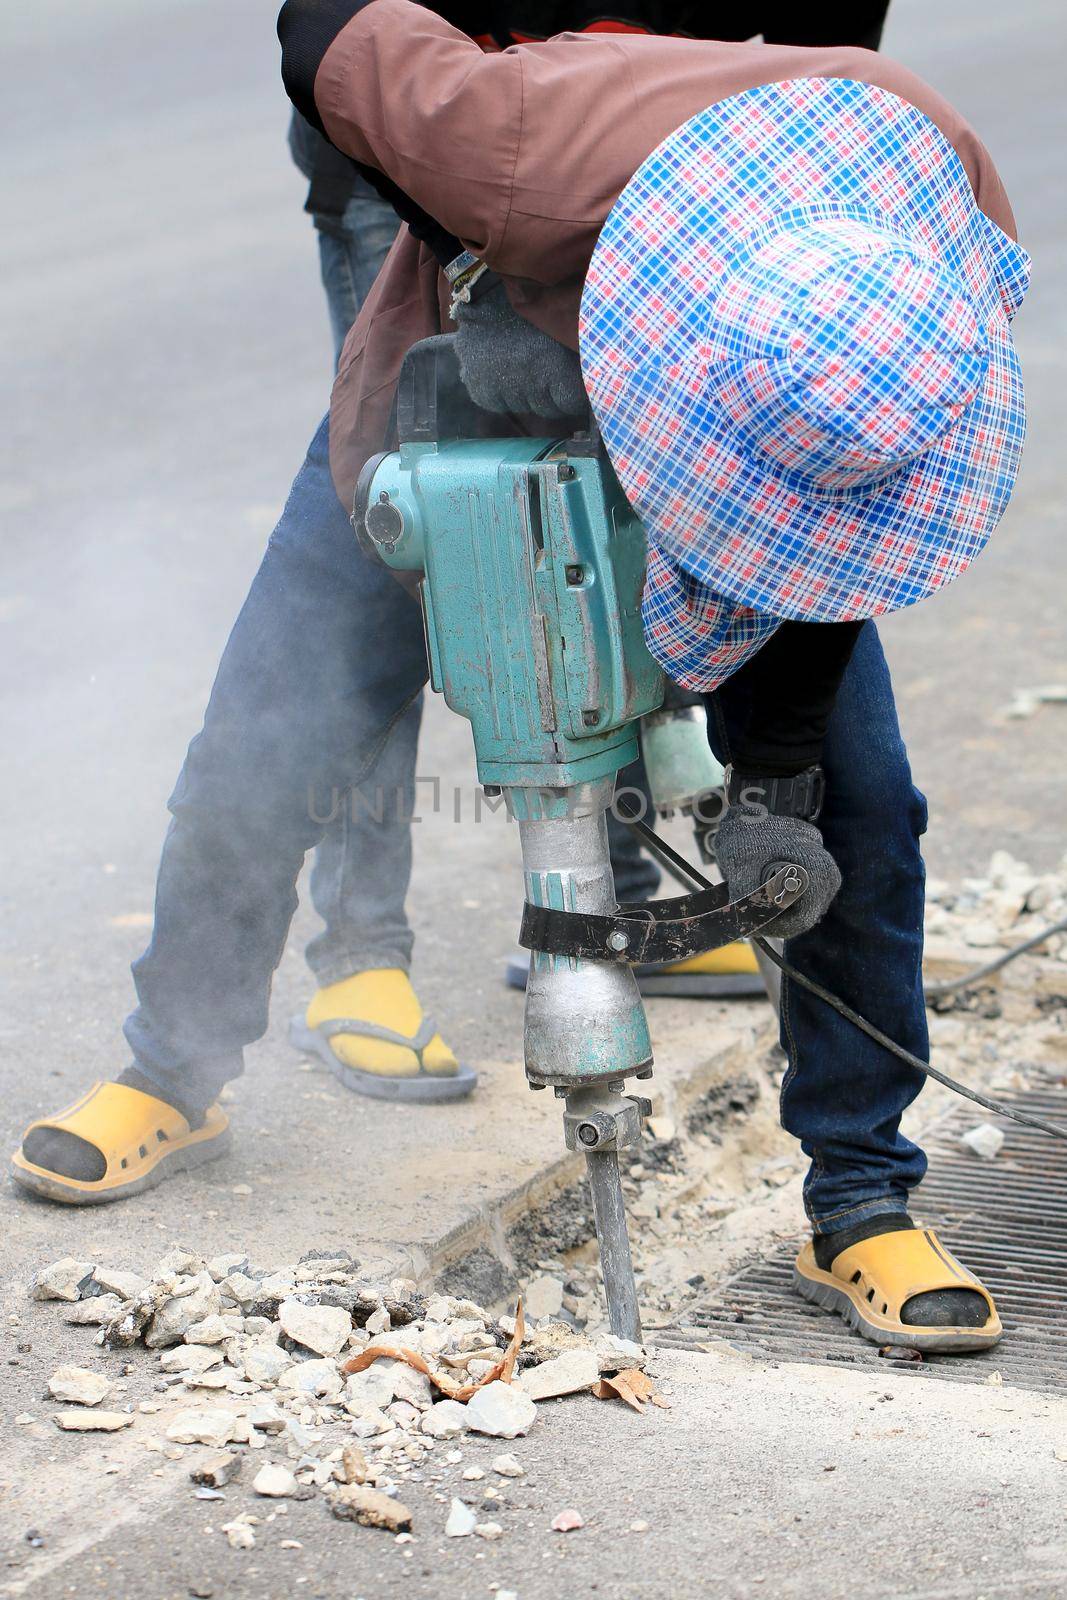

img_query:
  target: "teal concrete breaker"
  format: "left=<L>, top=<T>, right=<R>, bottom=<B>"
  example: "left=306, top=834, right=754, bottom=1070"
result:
left=355, top=338, right=807, bottom=1341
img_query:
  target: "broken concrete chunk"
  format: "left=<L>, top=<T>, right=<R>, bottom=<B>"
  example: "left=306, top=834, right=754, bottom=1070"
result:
left=386, top=1362, right=433, bottom=1411
left=960, top=1122, right=1005, bottom=1160
left=155, top=1245, right=205, bottom=1278
left=278, top=1358, right=343, bottom=1401
left=349, top=1407, right=393, bottom=1439
left=165, top=1408, right=237, bottom=1447
left=344, top=1368, right=396, bottom=1414
left=445, top=1498, right=477, bottom=1538
left=161, top=1344, right=225, bottom=1376
left=207, top=1253, right=250, bottom=1283
left=464, top=1382, right=536, bottom=1439
left=328, top=1484, right=412, bottom=1532
left=278, top=1299, right=352, bottom=1358
left=248, top=1402, right=286, bottom=1434
left=54, top=1409, right=132, bottom=1432
left=474, top=1521, right=504, bottom=1540
left=253, top=1463, right=298, bottom=1498
left=64, top=1294, right=123, bottom=1326
left=518, top=1348, right=599, bottom=1401
left=48, top=1365, right=111, bottom=1407
left=523, top=1275, right=564, bottom=1322
left=190, top=1450, right=242, bottom=1488
left=32, top=1258, right=95, bottom=1303
left=491, top=1453, right=525, bottom=1478
left=421, top=1399, right=469, bottom=1439
left=184, top=1314, right=233, bottom=1346
left=146, top=1273, right=223, bottom=1349
left=91, top=1267, right=148, bottom=1301
left=220, top=1272, right=260, bottom=1307
left=243, top=1342, right=291, bottom=1385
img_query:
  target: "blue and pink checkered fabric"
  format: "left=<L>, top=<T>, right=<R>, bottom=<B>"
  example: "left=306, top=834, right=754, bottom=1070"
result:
left=580, top=78, right=1030, bottom=690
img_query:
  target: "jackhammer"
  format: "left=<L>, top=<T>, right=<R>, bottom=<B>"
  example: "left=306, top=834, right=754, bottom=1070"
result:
left=353, top=337, right=808, bottom=1341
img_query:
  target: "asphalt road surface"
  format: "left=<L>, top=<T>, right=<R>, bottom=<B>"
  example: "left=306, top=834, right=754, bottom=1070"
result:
left=2, top=0, right=1065, bottom=1595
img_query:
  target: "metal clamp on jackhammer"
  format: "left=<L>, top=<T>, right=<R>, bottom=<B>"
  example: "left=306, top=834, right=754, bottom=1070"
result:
left=353, top=334, right=809, bottom=1345
left=519, top=865, right=807, bottom=966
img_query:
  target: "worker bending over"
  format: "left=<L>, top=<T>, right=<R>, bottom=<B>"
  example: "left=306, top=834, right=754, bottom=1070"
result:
left=14, top=1, right=1028, bottom=1354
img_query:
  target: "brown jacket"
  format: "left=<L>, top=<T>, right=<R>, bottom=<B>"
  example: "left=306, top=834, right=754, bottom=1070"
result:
left=310, top=0, right=1016, bottom=507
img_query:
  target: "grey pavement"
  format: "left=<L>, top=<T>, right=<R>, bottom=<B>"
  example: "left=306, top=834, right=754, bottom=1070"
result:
left=1, top=0, right=1066, bottom=1594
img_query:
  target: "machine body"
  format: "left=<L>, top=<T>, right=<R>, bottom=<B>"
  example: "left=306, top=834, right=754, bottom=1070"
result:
left=356, top=338, right=804, bottom=1339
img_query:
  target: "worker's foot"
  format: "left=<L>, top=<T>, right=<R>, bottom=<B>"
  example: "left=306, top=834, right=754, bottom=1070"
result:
left=289, top=969, right=477, bottom=1103
left=11, top=1071, right=230, bottom=1205
left=793, top=1214, right=1002, bottom=1352
left=504, top=940, right=765, bottom=998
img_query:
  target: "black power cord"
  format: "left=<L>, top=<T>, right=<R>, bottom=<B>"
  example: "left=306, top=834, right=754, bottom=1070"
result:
left=615, top=799, right=1067, bottom=1146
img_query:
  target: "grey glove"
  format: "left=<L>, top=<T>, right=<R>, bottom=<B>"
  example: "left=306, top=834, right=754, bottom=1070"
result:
left=714, top=807, right=841, bottom=939
left=454, top=279, right=588, bottom=419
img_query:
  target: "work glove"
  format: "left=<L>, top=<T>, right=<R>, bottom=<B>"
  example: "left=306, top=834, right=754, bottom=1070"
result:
left=454, top=278, right=588, bottom=420
left=714, top=807, right=841, bottom=940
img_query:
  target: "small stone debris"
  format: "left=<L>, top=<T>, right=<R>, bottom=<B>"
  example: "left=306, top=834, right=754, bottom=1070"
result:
left=329, top=1484, right=413, bottom=1532
left=518, top=1348, right=599, bottom=1401
left=278, top=1299, right=352, bottom=1358
left=166, top=1409, right=237, bottom=1448
left=32, top=1259, right=94, bottom=1303
left=474, top=1521, right=504, bottom=1540
left=491, top=1453, right=524, bottom=1478
left=54, top=1410, right=132, bottom=1432
left=221, top=1515, right=257, bottom=1550
left=462, top=1466, right=485, bottom=1481
left=960, top=1122, right=1006, bottom=1160
left=445, top=1497, right=478, bottom=1537
left=465, top=1382, right=537, bottom=1439
left=630, top=1519, right=650, bottom=1533
left=47, top=1365, right=110, bottom=1406
left=253, top=1463, right=298, bottom=1498
left=190, top=1451, right=242, bottom=1488
left=551, top=1509, right=584, bottom=1532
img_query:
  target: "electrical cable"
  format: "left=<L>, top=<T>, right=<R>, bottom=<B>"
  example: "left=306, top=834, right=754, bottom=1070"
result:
left=615, top=799, right=1067, bottom=1145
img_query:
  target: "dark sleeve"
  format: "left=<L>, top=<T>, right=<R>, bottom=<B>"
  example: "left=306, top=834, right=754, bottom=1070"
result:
left=278, top=0, right=464, bottom=265
left=666, top=1, right=889, bottom=49
left=727, top=620, right=864, bottom=776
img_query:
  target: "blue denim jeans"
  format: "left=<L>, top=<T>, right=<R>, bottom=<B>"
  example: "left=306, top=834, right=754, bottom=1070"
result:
left=707, top=622, right=930, bottom=1229
left=126, top=415, right=929, bottom=1225
left=304, top=191, right=658, bottom=986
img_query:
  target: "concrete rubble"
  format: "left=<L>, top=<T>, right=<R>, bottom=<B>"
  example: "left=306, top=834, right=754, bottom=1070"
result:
left=23, top=1240, right=650, bottom=1555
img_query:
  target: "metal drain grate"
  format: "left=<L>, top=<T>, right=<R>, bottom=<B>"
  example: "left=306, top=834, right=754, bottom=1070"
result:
left=656, top=1077, right=1067, bottom=1391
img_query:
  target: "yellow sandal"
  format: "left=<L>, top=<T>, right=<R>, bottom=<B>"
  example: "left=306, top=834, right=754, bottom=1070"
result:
left=11, top=1081, right=230, bottom=1205
left=794, top=1227, right=1002, bottom=1353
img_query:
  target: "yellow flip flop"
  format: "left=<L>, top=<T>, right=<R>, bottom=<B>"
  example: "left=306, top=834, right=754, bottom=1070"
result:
left=793, top=1228, right=1002, bottom=1352
left=11, top=1081, right=231, bottom=1205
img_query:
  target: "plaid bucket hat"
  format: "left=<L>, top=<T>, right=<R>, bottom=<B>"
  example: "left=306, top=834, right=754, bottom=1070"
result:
left=579, top=78, right=1030, bottom=633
